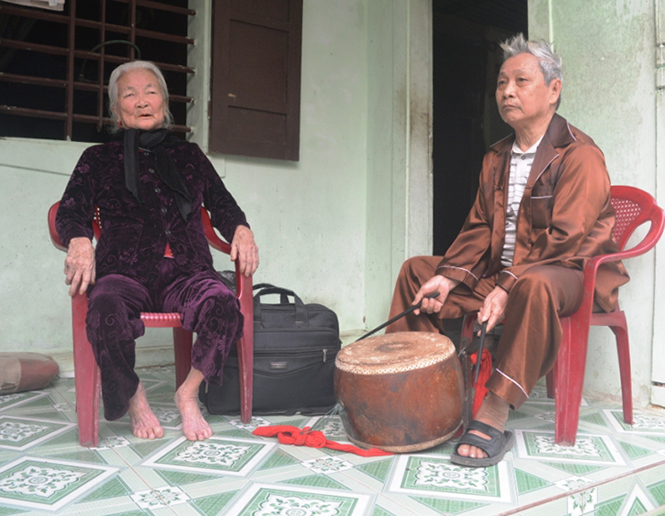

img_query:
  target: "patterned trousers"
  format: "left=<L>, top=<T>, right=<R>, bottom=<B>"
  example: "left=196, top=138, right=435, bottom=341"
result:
left=85, top=258, right=243, bottom=420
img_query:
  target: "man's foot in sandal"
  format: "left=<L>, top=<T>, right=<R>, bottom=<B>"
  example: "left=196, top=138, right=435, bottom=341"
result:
left=451, top=392, right=513, bottom=467
left=451, top=421, right=515, bottom=467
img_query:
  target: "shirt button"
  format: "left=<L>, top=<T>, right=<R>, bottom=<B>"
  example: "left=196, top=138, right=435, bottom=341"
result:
left=161, top=208, right=167, bottom=214
left=165, top=230, right=171, bottom=236
left=155, top=187, right=161, bottom=193
left=149, top=168, right=155, bottom=174
left=521, top=155, right=527, bottom=160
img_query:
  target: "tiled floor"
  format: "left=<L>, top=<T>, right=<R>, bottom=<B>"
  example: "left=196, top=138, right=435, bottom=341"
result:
left=1, top=367, right=665, bottom=515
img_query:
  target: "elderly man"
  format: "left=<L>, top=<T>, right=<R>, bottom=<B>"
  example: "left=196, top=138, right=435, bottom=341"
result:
left=386, top=34, right=628, bottom=467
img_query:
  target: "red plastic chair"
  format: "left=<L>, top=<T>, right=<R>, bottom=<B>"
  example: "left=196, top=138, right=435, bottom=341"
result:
left=48, top=202, right=254, bottom=446
left=461, top=185, right=665, bottom=445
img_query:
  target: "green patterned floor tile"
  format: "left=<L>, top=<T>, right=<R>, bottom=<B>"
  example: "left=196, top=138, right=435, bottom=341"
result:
left=524, top=402, right=556, bottom=412
left=192, top=491, right=239, bottom=516
left=356, top=458, right=393, bottom=482
left=594, top=495, right=625, bottom=516
left=216, top=428, right=255, bottom=439
left=259, top=449, right=301, bottom=470
left=38, top=430, right=89, bottom=450
left=514, top=468, right=551, bottom=494
left=0, top=416, right=76, bottom=451
left=0, top=456, right=118, bottom=512
left=371, top=506, right=396, bottom=516
left=620, top=440, right=654, bottom=460
left=543, top=462, right=605, bottom=475
left=581, top=411, right=609, bottom=426
left=0, top=506, right=28, bottom=515
left=159, top=469, right=219, bottom=485
left=226, top=484, right=369, bottom=515
left=79, top=476, right=133, bottom=502
left=281, top=473, right=348, bottom=490
left=130, top=438, right=173, bottom=458
left=413, top=496, right=486, bottom=514
left=626, top=497, right=649, bottom=515
left=141, top=436, right=276, bottom=477
left=508, top=409, right=532, bottom=421
left=648, top=479, right=665, bottom=506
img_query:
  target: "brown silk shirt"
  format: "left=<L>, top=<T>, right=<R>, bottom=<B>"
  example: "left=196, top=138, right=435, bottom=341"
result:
left=436, top=114, right=629, bottom=312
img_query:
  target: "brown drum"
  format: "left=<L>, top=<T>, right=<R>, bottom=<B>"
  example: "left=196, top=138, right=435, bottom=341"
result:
left=334, top=332, right=463, bottom=453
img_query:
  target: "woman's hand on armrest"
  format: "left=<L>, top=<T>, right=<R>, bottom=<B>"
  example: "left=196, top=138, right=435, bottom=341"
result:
left=230, top=226, right=259, bottom=277
left=64, top=237, right=96, bottom=296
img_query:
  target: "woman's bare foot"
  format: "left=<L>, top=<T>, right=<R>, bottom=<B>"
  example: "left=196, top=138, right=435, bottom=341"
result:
left=128, top=381, right=164, bottom=440
left=456, top=393, right=510, bottom=459
left=175, top=368, right=212, bottom=441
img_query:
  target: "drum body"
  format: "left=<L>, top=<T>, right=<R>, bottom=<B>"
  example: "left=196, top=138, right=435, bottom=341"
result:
left=334, top=332, right=463, bottom=453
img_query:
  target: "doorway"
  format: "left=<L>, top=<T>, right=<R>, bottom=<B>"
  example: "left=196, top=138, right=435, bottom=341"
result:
left=431, top=0, right=528, bottom=255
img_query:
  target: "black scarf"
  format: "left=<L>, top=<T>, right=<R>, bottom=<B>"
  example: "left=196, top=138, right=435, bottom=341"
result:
left=123, top=128, right=192, bottom=220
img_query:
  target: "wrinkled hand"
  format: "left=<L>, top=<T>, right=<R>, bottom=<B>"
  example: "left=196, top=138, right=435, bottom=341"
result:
left=230, top=225, right=259, bottom=277
left=64, top=237, right=96, bottom=297
left=478, top=286, right=508, bottom=334
left=412, top=275, right=460, bottom=315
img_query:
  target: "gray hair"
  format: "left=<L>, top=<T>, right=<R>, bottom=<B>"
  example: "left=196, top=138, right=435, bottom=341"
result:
left=107, top=60, right=174, bottom=132
left=500, top=33, right=563, bottom=108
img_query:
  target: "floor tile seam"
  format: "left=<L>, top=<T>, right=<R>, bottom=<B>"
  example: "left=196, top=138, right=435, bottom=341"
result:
left=496, top=456, right=665, bottom=516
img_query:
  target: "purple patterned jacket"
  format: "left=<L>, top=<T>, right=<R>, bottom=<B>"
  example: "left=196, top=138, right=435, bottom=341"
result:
left=55, top=138, right=249, bottom=287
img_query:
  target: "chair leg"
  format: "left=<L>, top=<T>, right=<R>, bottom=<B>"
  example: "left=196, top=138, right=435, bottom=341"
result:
left=610, top=315, right=633, bottom=425
left=173, top=327, right=193, bottom=390
left=554, top=316, right=588, bottom=446
left=72, top=294, right=100, bottom=447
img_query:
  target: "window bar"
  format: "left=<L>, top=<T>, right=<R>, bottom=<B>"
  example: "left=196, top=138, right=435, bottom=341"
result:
left=97, top=0, right=108, bottom=131
left=129, top=0, right=137, bottom=60
left=65, top=0, right=77, bottom=140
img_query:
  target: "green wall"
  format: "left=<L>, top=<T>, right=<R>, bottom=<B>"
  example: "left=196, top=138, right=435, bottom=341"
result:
left=530, top=0, right=659, bottom=406
left=0, top=0, right=379, bottom=371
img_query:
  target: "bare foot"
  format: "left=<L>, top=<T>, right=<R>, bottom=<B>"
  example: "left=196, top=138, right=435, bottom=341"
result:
left=175, top=368, right=212, bottom=441
left=128, top=382, right=164, bottom=440
left=456, top=393, right=509, bottom=459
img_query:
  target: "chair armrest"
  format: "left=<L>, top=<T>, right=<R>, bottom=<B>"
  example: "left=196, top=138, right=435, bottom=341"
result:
left=48, top=202, right=67, bottom=252
left=200, top=207, right=253, bottom=300
left=200, top=207, right=232, bottom=255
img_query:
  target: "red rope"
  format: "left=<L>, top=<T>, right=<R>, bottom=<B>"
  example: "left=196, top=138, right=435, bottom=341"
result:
left=470, top=348, right=493, bottom=416
left=252, top=425, right=393, bottom=457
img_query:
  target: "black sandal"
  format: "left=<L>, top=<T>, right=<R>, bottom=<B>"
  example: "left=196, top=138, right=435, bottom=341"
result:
left=450, top=420, right=515, bottom=467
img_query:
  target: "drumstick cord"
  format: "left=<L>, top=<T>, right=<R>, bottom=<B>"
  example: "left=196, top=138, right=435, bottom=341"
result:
left=354, top=292, right=440, bottom=342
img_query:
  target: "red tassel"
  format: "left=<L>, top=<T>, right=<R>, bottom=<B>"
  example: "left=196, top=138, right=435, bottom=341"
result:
left=470, top=348, right=493, bottom=416
left=252, top=425, right=393, bottom=457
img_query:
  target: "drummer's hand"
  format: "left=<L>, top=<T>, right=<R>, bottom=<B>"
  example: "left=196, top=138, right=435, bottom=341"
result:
left=413, top=275, right=459, bottom=315
left=478, top=286, right=508, bottom=334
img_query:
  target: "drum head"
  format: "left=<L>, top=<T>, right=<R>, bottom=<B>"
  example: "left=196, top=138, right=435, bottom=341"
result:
left=335, top=331, right=456, bottom=375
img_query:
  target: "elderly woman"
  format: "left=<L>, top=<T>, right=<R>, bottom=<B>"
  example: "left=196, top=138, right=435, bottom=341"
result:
left=386, top=34, right=629, bottom=466
left=56, top=60, right=258, bottom=441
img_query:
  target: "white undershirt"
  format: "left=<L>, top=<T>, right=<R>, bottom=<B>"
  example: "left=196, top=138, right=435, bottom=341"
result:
left=500, top=137, right=543, bottom=267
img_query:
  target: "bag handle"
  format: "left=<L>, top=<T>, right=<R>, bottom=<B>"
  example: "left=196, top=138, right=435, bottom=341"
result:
left=253, top=284, right=308, bottom=326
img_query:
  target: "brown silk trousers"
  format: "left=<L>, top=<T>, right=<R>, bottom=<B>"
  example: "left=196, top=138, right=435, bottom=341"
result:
left=386, top=256, right=585, bottom=409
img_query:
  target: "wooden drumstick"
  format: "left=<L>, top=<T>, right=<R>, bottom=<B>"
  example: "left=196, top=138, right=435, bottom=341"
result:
left=355, top=292, right=440, bottom=342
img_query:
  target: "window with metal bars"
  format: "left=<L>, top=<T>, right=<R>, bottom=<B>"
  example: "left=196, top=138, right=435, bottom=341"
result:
left=0, top=0, right=194, bottom=143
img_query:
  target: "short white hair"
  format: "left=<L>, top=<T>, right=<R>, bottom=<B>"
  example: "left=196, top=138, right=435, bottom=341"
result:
left=500, top=33, right=563, bottom=108
left=107, top=60, right=173, bottom=132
